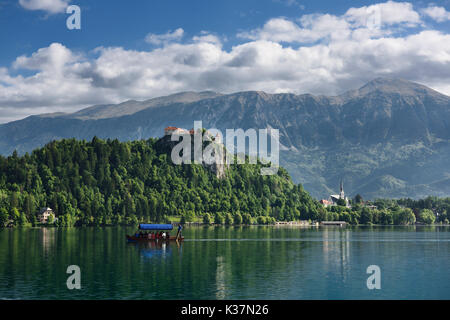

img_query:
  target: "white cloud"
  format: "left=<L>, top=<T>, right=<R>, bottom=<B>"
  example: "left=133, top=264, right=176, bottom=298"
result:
left=238, top=15, right=351, bottom=44
left=345, top=1, right=421, bottom=27
left=19, top=0, right=71, bottom=14
left=145, top=28, right=184, bottom=45
left=239, top=1, right=423, bottom=44
left=1, top=1, right=450, bottom=123
left=273, top=0, right=305, bottom=10
left=422, top=5, right=450, bottom=22
left=192, top=32, right=222, bottom=46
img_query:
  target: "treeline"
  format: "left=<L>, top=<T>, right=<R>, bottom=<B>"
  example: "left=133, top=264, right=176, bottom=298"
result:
left=375, top=197, right=450, bottom=224
left=323, top=204, right=417, bottom=225
left=326, top=195, right=450, bottom=226
left=0, top=137, right=447, bottom=228
left=0, top=137, right=322, bottom=227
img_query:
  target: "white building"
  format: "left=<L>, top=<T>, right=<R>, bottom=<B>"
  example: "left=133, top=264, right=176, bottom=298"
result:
left=38, top=208, right=54, bottom=224
left=329, top=180, right=350, bottom=207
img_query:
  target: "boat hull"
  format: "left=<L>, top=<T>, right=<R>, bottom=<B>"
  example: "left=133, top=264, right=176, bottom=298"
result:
left=126, top=235, right=184, bottom=242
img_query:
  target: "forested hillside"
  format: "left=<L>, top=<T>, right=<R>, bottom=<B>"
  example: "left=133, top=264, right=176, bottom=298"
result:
left=0, top=137, right=321, bottom=227
left=1, top=78, right=449, bottom=199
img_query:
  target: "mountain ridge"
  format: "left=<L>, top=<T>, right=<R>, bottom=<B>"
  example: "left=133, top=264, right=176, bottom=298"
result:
left=1, top=78, right=449, bottom=200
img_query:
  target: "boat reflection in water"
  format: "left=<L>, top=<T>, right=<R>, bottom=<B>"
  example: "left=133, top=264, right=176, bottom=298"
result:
left=129, top=239, right=182, bottom=260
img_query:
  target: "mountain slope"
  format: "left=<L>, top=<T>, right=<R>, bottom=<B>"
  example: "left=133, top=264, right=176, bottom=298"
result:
left=1, top=78, right=449, bottom=199
left=0, top=137, right=320, bottom=227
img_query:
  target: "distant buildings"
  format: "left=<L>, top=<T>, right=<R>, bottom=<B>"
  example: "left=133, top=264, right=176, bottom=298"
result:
left=319, top=199, right=333, bottom=207
left=320, top=180, right=350, bottom=208
left=37, top=208, right=54, bottom=224
left=164, top=127, right=190, bottom=136
left=164, top=126, right=222, bottom=143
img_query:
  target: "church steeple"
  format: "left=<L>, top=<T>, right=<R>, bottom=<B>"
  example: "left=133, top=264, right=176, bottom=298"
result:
left=339, top=179, right=345, bottom=199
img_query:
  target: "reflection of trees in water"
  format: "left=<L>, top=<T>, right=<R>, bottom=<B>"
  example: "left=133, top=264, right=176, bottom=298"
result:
left=40, top=227, right=56, bottom=254
left=215, top=256, right=226, bottom=299
left=180, top=226, right=311, bottom=299
left=322, top=228, right=351, bottom=282
left=0, top=228, right=63, bottom=299
left=0, top=226, right=355, bottom=299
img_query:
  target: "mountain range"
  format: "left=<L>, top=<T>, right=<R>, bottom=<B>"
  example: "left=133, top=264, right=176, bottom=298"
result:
left=1, top=78, right=449, bottom=200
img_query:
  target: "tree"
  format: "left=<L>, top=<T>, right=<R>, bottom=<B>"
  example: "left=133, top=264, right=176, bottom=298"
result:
left=47, top=214, right=55, bottom=225
left=234, top=212, right=243, bottom=225
left=395, top=208, right=416, bottom=225
left=257, top=216, right=266, bottom=225
left=242, top=213, right=252, bottom=225
left=203, top=213, right=212, bottom=225
left=379, top=210, right=393, bottom=225
left=360, top=208, right=373, bottom=225
left=354, top=194, right=363, bottom=204
left=0, top=208, right=9, bottom=227
left=10, top=208, right=20, bottom=226
left=224, top=213, right=233, bottom=225
left=214, top=213, right=224, bottom=225
left=418, top=209, right=436, bottom=225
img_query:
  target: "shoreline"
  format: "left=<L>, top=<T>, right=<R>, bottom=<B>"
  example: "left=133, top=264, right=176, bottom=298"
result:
left=2, top=223, right=449, bottom=230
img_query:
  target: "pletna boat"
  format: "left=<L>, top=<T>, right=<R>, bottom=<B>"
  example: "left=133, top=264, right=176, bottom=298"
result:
left=126, top=224, right=184, bottom=242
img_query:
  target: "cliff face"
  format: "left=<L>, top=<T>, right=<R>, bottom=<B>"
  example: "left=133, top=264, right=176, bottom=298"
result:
left=154, top=133, right=229, bottom=179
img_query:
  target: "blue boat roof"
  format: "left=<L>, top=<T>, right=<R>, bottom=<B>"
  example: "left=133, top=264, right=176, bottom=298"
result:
left=139, top=224, right=173, bottom=231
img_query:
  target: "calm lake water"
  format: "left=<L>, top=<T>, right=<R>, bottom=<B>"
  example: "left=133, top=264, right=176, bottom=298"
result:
left=0, top=226, right=449, bottom=300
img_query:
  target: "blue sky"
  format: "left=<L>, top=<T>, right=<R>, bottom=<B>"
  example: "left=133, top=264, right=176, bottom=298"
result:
left=0, top=0, right=450, bottom=122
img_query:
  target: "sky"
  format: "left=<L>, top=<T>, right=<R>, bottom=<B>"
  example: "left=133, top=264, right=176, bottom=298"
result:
left=0, top=0, right=450, bottom=123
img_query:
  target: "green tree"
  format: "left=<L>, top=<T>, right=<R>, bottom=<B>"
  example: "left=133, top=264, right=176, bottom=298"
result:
left=224, top=213, right=233, bottom=225
left=395, top=208, right=416, bottom=225
left=214, top=213, right=224, bottom=225
left=0, top=208, right=9, bottom=227
left=203, top=213, right=212, bottom=225
left=243, top=213, right=252, bottom=225
left=234, top=212, right=243, bottom=225
left=418, top=209, right=436, bottom=224
left=354, top=194, right=364, bottom=204
left=360, top=208, right=373, bottom=225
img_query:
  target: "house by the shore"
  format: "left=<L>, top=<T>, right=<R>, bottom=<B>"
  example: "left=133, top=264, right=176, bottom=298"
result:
left=37, top=208, right=54, bottom=224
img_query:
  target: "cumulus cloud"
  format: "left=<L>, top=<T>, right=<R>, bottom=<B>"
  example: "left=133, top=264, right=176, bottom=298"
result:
left=1, top=1, right=450, bottom=123
left=19, top=0, right=71, bottom=14
left=422, top=5, right=450, bottom=22
left=145, top=28, right=184, bottom=45
left=192, top=31, right=222, bottom=46
left=238, top=1, right=423, bottom=44
left=345, top=1, right=421, bottom=27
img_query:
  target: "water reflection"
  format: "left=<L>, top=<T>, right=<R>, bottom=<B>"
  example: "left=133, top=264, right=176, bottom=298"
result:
left=215, top=256, right=227, bottom=299
left=0, top=226, right=449, bottom=299
left=129, top=241, right=183, bottom=260
left=322, top=228, right=351, bottom=281
left=39, top=227, right=56, bottom=254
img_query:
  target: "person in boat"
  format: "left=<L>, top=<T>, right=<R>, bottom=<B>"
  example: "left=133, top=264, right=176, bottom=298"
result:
left=162, top=232, right=166, bottom=239
left=176, top=224, right=183, bottom=239
left=166, top=232, right=170, bottom=239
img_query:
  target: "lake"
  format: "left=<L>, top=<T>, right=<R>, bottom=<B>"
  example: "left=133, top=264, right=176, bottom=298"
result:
left=0, top=226, right=449, bottom=300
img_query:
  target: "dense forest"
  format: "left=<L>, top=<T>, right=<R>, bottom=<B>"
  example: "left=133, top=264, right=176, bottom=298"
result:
left=0, top=137, right=447, bottom=228
left=0, top=137, right=322, bottom=227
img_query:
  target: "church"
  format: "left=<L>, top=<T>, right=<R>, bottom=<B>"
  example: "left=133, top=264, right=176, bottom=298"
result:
left=321, top=180, right=350, bottom=207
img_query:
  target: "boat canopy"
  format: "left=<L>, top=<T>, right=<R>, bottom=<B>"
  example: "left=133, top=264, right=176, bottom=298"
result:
left=139, top=224, right=173, bottom=231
